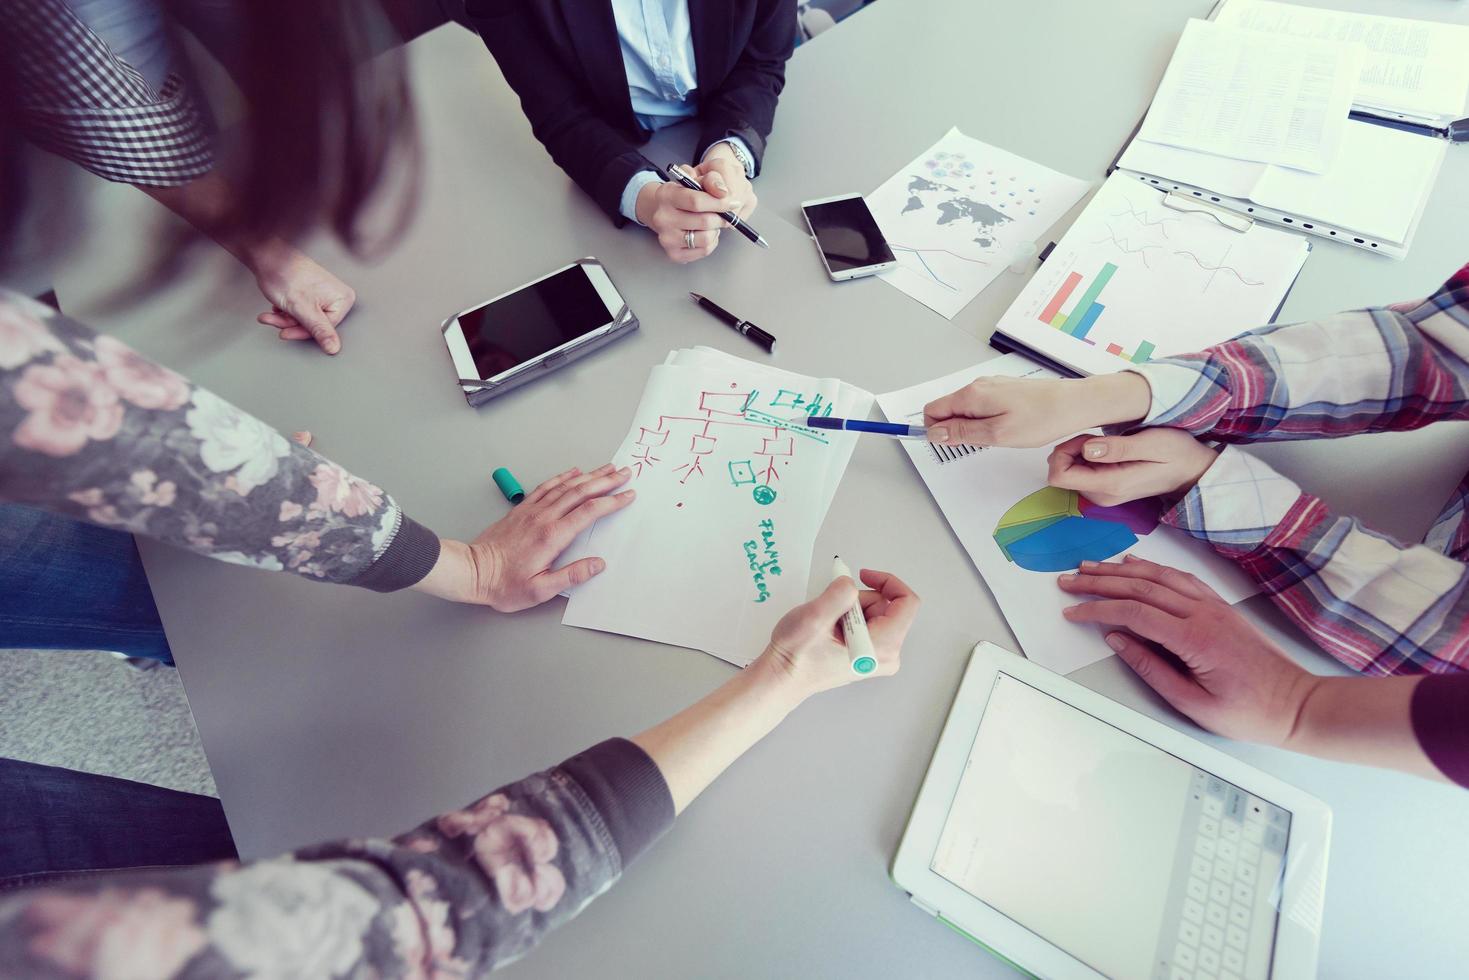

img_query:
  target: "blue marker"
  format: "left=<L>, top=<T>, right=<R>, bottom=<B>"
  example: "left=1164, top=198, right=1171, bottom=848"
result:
left=805, top=416, right=927, bottom=439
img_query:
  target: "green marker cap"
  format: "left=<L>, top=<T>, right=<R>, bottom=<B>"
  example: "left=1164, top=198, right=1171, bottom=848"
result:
left=492, top=467, right=525, bottom=504
left=852, top=656, right=877, bottom=675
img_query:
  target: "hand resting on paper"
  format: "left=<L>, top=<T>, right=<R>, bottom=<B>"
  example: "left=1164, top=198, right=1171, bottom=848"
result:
left=761, top=568, right=921, bottom=700
left=1047, top=429, right=1218, bottom=507
left=413, top=464, right=636, bottom=612
left=1055, top=556, right=1451, bottom=783
left=1057, top=556, right=1314, bottom=746
left=923, top=371, right=1153, bottom=448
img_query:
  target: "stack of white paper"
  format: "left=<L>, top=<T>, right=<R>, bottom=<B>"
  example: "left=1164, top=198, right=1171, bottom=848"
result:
left=1139, top=19, right=1362, bottom=174
left=563, top=348, right=872, bottom=667
left=876, top=355, right=1256, bottom=676
left=1216, top=0, right=1469, bottom=121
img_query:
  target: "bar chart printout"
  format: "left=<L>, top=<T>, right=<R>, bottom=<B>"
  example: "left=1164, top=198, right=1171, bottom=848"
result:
left=1035, top=262, right=1155, bottom=363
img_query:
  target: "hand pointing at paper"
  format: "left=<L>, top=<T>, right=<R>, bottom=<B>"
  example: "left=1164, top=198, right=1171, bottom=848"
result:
left=923, top=372, right=1152, bottom=448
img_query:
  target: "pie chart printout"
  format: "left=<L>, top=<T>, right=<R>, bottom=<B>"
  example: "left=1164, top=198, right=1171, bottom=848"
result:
left=993, top=487, right=1163, bottom=572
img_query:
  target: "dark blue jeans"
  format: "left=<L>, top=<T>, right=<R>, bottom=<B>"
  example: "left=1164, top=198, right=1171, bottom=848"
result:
left=0, top=760, right=237, bottom=886
left=0, top=503, right=172, bottom=664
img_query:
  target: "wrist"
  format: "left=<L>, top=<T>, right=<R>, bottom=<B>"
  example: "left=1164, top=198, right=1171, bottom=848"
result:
left=1085, top=372, right=1154, bottom=428
left=1279, top=672, right=1330, bottom=752
left=743, top=648, right=815, bottom=717
left=410, top=538, right=482, bottom=605
left=634, top=182, right=660, bottom=226
left=235, top=235, right=295, bottom=276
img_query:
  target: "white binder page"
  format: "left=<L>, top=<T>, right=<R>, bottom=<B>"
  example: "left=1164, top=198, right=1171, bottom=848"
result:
left=1138, top=20, right=1361, bottom=174
left=1217, top=0, right=1469, bottom=120
left=1251, top=121, right=1445, bottom=244
left=995, top=174, right=1309, bottom=378
left=1118, top=120, right=1444, bottom=245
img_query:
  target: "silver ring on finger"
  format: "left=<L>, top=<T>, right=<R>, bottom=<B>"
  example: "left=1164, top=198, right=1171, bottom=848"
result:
left=684, top=229, right=697, bottom=250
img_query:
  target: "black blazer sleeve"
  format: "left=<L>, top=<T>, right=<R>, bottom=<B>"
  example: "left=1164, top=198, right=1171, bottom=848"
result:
left=464, top=0, right=656, bottom=225
left=693, top=0, right=796, bottom=175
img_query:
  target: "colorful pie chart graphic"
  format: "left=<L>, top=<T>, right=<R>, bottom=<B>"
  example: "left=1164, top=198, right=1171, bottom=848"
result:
left=993, top=487, right=1163, bottom=573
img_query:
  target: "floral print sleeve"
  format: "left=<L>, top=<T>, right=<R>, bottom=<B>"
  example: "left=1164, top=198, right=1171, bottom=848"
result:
left=0, top=739, right=676, bottom=976
left=0, top=292, right=440, bottom=591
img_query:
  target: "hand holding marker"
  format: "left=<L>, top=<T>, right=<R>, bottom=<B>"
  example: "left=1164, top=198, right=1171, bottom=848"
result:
left=832, top=555, right=878, bottom=676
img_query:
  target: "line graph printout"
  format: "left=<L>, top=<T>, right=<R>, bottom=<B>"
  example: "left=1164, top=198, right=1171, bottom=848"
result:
left=995, top=173, right=1310, bottom=377
left=876, top=355, right=1255, bottom=675
left=563, top=347, right=873, bottom=667
left=865, top=128, right=1091, bottom=319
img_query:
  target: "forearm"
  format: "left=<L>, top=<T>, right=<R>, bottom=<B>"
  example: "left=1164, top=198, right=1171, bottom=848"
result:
left=1287, top=675, right=1444, bottom=783
left=0, top=740, right=675, bottom=975
left=138, top=173, right=281, bottom=271
left=1129, top=305, right=1469, bottom=442
left=1164, top=447, right=1469, bottom=675
left=694, top=0, right=796, bottom=168
left=0, top=293, right=438, bottom=591
left=632, top=651, right=805, bottom=814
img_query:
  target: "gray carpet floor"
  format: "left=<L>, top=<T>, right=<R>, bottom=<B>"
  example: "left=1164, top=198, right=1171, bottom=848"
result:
left=0, top=648, right=217, bottom=797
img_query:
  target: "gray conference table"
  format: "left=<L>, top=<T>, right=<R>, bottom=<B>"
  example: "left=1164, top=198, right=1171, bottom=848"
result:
left=54, top=1, right=1469, bottom=977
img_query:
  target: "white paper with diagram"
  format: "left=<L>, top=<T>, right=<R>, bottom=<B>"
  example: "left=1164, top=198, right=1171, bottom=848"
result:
left=563, top=348, right=872, bottom=666
left=877, top=354, right=1256, bottom=675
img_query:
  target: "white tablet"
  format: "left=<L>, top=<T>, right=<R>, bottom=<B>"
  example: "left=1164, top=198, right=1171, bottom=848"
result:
left=893, top=643, right=1330, bottom=980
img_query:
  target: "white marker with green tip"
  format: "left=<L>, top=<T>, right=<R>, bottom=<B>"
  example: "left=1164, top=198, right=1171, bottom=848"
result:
left=832, top=556, right=878, bottom=676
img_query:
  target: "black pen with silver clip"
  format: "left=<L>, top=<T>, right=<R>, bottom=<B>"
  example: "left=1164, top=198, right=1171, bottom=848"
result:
left=664, top=163, right=770, bottom=248
left=689, top=293, right=776, bottom=353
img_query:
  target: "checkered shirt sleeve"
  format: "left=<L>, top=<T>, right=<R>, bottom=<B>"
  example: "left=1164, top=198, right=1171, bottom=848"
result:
left=4, top=0, right=213, bottom=185
left=1120, top=262, right=1469, bottom=675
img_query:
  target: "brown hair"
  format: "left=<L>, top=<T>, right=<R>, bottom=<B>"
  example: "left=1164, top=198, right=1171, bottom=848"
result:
left=0, top=0, right=420, bottom=277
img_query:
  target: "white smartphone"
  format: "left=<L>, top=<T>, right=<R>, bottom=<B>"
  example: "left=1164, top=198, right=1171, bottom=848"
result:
left=801, top=194, right=897, bottom=281
left=441, top=258, right=637, bottom=406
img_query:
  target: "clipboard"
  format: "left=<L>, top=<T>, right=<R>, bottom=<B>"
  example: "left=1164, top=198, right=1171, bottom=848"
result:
left=986, top=174, right=1311, bottom=376
left=987, top=233, right=1308, bottom=376
left=1105, top=1, right=1459, bottom=259
left=1105, top=166, right=1432, bottom=260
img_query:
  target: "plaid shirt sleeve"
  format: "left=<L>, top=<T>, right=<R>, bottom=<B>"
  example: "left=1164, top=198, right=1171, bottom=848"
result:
left=1120, top=262, right=1469, bottom=676
left=3, top=0, right=213, bottom=185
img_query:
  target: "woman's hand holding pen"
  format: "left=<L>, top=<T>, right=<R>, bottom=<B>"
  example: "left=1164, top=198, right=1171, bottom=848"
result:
left=635, top=163, right=749, bottom=264
left=923, top=372, right=1153, bottom=448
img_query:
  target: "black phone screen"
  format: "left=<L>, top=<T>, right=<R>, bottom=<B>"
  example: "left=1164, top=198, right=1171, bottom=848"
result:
left=803, top=197, right=895, bottom=273
left=457, top=266, right=612, bottom=380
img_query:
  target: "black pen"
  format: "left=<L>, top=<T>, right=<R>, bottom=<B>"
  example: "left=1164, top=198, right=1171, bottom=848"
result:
left=664, top=163, right=770, bottom=249
left=689, top=293, right=776, bottom=353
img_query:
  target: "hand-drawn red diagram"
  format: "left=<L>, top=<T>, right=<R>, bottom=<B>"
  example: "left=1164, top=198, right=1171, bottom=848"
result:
left=630, top=384, right=835, bottom=506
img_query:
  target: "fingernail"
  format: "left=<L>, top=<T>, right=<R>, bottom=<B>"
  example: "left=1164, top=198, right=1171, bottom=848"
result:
left=619, top=466, right=631, bottom=476
left=591, top=558, right=606, bottom=574
left=1106, top=633, right=1127, bottom=651
left=1123, top=554, right=1139, bottom=563
left=1058, top=573, right=1076, bottom=585
left=1062, top=604, right=1080, bottom=617
left=1084, top=441, right=1106, bottom=459
left=930, top=427, right=949, bottom=442
left=325, top=339, right=340, bottom=354
left=620, top=489, right=636, bottom=499
left=1078, top=560, right=1096, bottom=570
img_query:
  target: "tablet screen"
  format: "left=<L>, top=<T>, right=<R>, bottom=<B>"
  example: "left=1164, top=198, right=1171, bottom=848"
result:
left=457, top=266, right=612, bottom=380
left=931, top=673, right=1292, bottom=979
